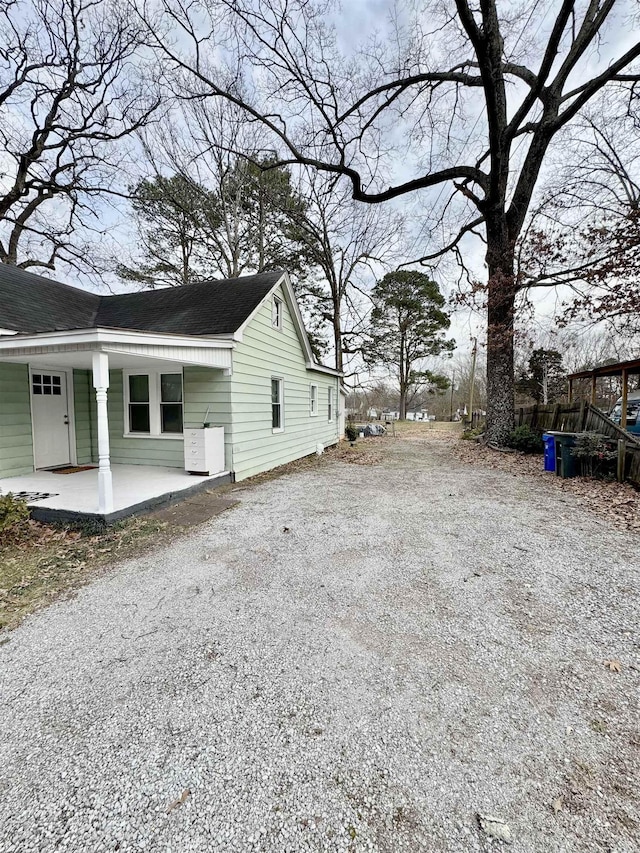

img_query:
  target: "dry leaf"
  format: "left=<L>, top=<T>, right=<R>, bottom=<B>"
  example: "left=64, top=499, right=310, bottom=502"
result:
left=166, top=788, right=191, bottom=814
left=604, top=659, right=622, bottom=672
left=552, top=797, right=563, bottom=815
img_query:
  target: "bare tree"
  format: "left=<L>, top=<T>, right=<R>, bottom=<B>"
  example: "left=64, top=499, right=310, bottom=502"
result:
left=550, top=326, right=639, bottom=373
left=138, top=0, right=640, bottom=444
left=0, top=0, right=159, bottom=273
left=131, top=102, right=404, bottom=369
left=287, top=172, right=405, bottom=372
left=517, top=110, right=640, bottom=334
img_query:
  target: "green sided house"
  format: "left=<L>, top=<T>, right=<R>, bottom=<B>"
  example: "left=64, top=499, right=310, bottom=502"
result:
left=0, top=265, right=343, bottom=521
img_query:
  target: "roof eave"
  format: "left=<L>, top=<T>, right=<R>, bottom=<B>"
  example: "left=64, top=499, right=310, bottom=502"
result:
left=568, top=356, right=640, bottom=380
left=305, top=361, right=342, bottom=377
left=0, top=326, right=236, bottom=351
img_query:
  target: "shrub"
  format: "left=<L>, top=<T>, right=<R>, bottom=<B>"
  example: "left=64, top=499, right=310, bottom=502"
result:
left=0, top=492, right=30, bottom=543
left=508, top=424, right=544, bottom=454
left=345, top=423, right=359, bottom=442
left=570, top=432, right=617, bottom=478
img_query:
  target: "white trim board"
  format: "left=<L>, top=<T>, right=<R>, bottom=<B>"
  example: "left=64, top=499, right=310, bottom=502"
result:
left=0, top=326, right=235, bottom=349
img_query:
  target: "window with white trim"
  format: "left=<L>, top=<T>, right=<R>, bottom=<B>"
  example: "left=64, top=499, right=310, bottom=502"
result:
left=309, top=383, right=318, bottom=416
left=124, top=370, right=183, bottom=437
left=271, top=377, right=284, bottom=431
left=328, top=387, right=334, bottom=422
left=272, top=296, right=283, bottom=329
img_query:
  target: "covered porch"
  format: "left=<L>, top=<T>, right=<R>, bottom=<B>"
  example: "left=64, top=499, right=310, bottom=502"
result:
left=0, top=464, right=231, bottom=522
left=0, top=327, right=234, bottom=520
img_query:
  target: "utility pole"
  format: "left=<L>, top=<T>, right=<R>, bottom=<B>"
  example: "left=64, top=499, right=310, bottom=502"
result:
left=468, top=337, right=477, bottom=426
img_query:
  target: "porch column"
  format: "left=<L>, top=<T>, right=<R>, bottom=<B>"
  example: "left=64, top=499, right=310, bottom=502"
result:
left=92, top=351, right=113, bottom=514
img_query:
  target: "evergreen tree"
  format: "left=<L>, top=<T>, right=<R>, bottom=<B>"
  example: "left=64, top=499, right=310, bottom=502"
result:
left=364, top=271, right=455, bottom=418
left=516, top=348, right=565, bottom=404
left=118, top=159, right=313, bottom=288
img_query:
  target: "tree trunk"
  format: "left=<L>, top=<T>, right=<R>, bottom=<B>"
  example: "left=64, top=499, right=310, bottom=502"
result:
left=485, top=238, right=516, bottom=446
left=333, top=315, right=343, bottom=370
left=333, top=309, right=343, bottom=373
left=399, top=393, right=407, bottom=420
left=257, top=174, right=265, bottom=272
left=399, top=330, right=406, bottom=419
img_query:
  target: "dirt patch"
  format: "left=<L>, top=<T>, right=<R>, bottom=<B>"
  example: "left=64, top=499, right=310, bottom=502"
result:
left=150, top=492, right=239, bottom=526
left=0, top=518, right=170, bottom=633
left=332, top=439, right=384, bottom=465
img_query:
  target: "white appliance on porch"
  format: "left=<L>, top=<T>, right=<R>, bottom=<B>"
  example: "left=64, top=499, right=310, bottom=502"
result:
left=183, top=426, right=225, bottom=475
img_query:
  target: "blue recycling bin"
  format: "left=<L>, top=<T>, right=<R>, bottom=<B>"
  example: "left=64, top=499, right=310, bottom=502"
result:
left=542, top=433, right=555, bottom=472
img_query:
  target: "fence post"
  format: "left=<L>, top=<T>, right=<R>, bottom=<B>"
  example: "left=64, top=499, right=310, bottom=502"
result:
left=551, top=403, right=561, bottom=431
left=617, top=440, right=626, bottom=483
left=579, top=401, right=586, bottom=431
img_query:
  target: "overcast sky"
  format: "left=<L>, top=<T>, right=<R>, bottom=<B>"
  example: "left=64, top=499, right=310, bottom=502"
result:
left=3, top=0, right=639, bottom=365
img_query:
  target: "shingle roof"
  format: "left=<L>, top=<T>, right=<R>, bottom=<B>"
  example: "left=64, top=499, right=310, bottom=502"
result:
left=96, top=272, right=283, bottom=335
left=0, top=265, right=284, bottom=336
left=0, top=264, right=99, bottom=333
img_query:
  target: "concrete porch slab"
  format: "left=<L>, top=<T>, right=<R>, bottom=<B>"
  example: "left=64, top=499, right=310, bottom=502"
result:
left=0, top=465, right=232, bottom=524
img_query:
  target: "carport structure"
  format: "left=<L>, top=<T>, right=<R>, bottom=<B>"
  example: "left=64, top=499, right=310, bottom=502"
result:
left=567, top=357, right=640, bottom=429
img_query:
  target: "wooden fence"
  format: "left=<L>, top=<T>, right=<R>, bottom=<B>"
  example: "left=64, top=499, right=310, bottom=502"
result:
left=516, top=402, right=640, bottom=486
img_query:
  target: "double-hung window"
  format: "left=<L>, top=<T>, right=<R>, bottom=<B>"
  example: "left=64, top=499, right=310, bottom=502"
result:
left=128, top=374, right=151, bottom=432
left=271, top=378, right=284, bottom=432
left=309, top=383, right=318, bottom=416
left=160, top=373, right=183, bottom=433
left=125, top=370, right=183, bottom=437
left=328, top=387, right=334, bottom=422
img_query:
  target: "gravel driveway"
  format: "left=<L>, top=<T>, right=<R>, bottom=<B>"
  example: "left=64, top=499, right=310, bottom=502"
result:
left=1, top=436, right=638, bottom=853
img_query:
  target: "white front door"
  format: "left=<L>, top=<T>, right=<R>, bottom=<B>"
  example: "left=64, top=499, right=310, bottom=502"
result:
left=31, top=370, right=72, bottom=468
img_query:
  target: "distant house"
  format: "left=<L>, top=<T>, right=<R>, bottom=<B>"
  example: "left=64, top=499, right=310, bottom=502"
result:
left=0, top=266, right=342, bottom=520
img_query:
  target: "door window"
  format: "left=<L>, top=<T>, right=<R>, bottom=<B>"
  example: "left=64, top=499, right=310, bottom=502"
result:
left=32, top=374, right=62, bottom=396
